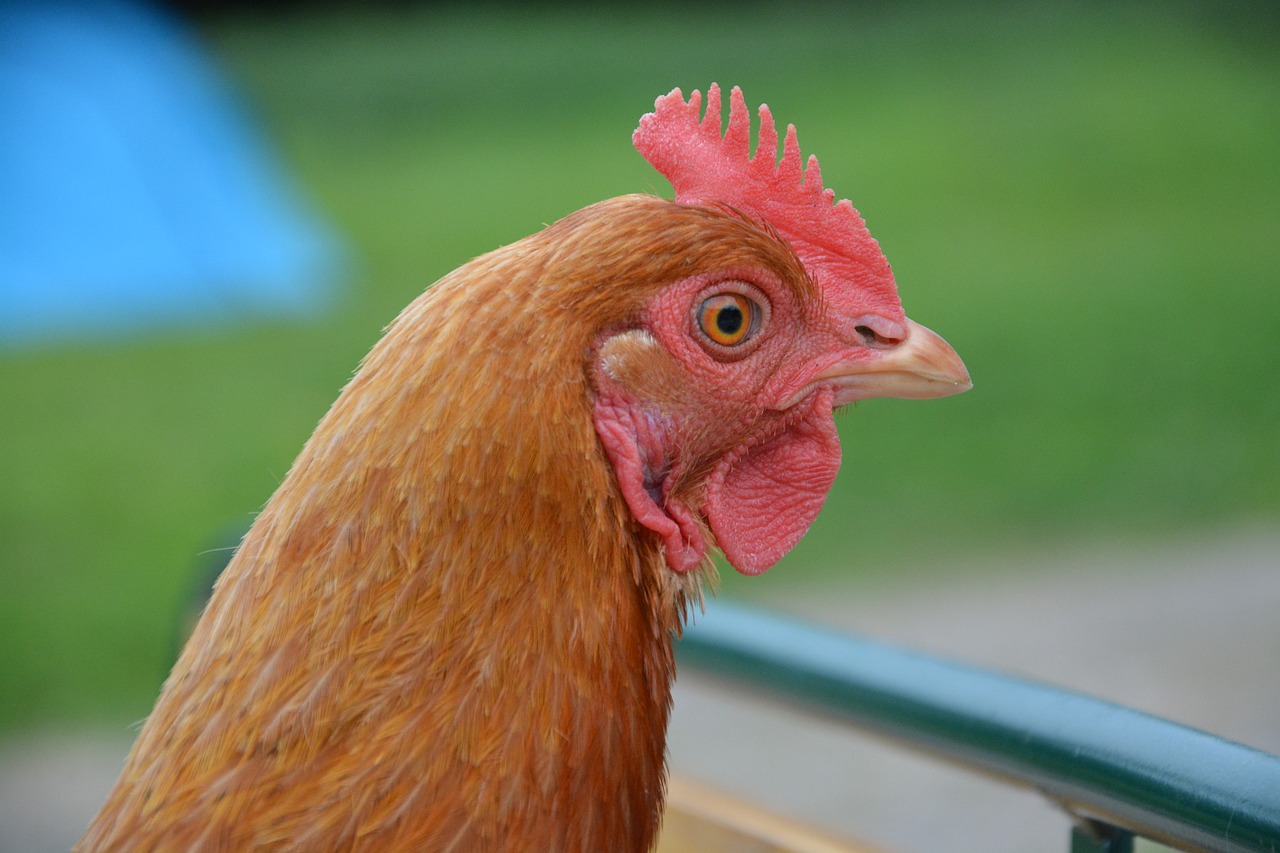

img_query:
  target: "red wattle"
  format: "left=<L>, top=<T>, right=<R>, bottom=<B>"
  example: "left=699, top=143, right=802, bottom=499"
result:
left=704, top=389, right=841, bottom=575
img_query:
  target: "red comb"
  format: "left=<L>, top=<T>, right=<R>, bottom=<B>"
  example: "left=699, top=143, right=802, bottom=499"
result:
left=633, top=84, right=901, bottom=318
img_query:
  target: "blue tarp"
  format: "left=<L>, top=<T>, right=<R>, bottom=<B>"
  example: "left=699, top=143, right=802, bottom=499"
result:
left=0, top=0, right=344, bottom=346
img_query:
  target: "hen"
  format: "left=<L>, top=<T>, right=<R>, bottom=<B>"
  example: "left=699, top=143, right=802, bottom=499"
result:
left=79, top=85, right=970, bottom=852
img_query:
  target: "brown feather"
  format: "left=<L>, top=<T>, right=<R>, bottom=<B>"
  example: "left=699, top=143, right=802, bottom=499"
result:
left=79, top=196, right=808, bottom=852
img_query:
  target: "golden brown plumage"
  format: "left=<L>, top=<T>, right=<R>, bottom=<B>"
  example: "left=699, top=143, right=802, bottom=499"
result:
left=80, top=87, right=969, bottom=852
left=81, top=200, right=793, bottom=851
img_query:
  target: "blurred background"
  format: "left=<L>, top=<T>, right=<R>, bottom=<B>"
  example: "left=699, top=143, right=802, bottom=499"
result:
left=1, top=1, right=1277, bottom=851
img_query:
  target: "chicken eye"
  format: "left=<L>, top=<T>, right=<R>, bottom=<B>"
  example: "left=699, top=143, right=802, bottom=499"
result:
left=697, top=293, right=758, bottom=347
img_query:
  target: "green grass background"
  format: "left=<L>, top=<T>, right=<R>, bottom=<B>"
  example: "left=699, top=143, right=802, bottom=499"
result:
left=2, top=2, right=1277, bottom=731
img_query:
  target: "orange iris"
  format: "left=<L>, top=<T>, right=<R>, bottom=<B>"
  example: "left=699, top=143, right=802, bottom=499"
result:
left=698, top=293, right=754, bottom=346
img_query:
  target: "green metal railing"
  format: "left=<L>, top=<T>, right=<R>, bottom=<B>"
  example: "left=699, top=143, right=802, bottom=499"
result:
left=677, top=602, right=1280, bottom=853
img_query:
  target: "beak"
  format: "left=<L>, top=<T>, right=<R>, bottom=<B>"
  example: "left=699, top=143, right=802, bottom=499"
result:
left=786, top=319, right=972, bottom=409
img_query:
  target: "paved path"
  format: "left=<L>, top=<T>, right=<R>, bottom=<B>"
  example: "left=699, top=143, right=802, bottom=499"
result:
left=3, top=528, right=1276, bottom=852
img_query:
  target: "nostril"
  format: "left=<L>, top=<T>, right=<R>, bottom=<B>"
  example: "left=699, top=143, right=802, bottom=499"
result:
left=853, top=318, right=906, bottom=348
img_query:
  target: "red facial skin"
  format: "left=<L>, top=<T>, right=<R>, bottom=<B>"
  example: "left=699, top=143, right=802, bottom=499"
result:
left=593, top=258, right=968, bottom=577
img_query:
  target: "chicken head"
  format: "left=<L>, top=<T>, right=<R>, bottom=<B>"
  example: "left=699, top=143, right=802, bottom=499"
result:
left=593, top=85, right=970, bottom=576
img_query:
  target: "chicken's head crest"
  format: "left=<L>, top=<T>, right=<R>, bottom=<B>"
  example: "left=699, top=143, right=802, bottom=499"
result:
left=633, top=84, right=904, bottom=324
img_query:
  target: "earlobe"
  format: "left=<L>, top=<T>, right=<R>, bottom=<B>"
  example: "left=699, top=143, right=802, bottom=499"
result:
left=591, top=393, right=708, bottom=573
left=592, top=329, right=711, bottom=572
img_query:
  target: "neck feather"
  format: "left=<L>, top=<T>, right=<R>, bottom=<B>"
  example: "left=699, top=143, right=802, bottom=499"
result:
left=80, top=229, right=709, bottom=853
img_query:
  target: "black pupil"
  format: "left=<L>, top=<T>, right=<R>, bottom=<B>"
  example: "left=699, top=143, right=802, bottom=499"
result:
left=716, top=303, right=744, bottom=336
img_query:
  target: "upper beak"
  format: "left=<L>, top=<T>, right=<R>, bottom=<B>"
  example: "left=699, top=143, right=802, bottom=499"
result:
left=787, top=319, right=972, bottom=408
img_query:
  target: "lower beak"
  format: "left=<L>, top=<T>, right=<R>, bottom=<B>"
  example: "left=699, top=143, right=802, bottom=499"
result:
left=808, top=319, right=972, bottom=407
